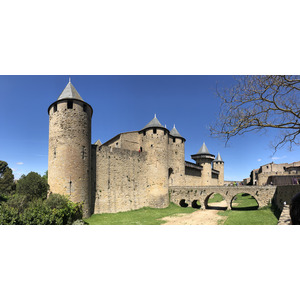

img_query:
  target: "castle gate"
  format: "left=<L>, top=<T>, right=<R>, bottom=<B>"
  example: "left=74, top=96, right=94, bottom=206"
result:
left=169, top=186, right=277, bottom=210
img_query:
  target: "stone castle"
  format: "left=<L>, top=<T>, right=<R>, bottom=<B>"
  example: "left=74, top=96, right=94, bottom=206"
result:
left=48, top=81, right=224, bottom=217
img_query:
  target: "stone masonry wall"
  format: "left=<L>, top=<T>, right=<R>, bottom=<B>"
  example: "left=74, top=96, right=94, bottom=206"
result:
left=94, top=146, right=147, bottom=213
left=273, top=185, right=300, bottom=211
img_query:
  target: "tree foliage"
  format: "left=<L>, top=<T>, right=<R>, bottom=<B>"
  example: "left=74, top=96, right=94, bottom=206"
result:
left=16, top=172, right=49, bottom=199
left=0, top=160, right=15, bottom=194
left=210, top=75, right=300, bottom=151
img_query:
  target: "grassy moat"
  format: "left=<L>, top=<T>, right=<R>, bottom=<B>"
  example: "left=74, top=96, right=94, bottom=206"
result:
left=84, top=193, right=279, bottom=225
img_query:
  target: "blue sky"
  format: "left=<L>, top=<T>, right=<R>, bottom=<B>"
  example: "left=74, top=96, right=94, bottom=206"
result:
left=0, top=75, right=298, bottom=181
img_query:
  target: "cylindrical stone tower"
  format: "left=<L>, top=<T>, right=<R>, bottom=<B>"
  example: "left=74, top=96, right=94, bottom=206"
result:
left=213, top=153, right=224, bottom=186
left=168, top=125, right=186, bottom=186
left=48, top=80, right=93, bottom=217
left=191, top=142, right=215, bottom=186
left=139, top=115, right=169, bottom=208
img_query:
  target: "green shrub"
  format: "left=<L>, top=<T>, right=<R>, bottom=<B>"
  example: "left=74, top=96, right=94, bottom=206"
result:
left=0, top=193, right=83, bottom=225
left=0, top=203, right=21, bottom=225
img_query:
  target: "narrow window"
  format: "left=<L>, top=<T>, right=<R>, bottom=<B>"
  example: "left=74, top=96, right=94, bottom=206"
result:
left=67, top=100, right=73, bottom=109
left=173, top=138, right=176, bottom=143
left=139, top=147, right=143, bottom=152
left=153, top=129, right=157, bottom=134
left=54, top=147, right=56, bottom=158
left=116, top=142, right=119, bottom=147
left=81, top=146, right=86, bottom=159
left=54, top=104, right=57, bottom=112
left=143, top=131, right=146, bottom=136
left=164, top=130, right=166, bottom=135
left=83, top=104, right=87, bottom=112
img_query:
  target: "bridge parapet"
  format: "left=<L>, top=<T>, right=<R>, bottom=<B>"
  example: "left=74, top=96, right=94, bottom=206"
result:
left=169, top=186, right=277, bottom=210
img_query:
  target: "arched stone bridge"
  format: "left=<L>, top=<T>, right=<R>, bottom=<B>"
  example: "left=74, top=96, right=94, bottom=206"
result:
left=169, top=186, right=277, bottom=210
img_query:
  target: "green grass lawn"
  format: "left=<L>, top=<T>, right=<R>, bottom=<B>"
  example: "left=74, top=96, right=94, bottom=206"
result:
left=85, top=202, right=196, bottom=225
left=218, top=193, right=278, bottom=225
left=84, top=193, right=279, bottom=225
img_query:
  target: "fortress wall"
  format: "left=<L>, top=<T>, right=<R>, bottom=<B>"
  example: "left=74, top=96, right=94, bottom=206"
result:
left=120, top=132, right=141, bottom=151
left=274, top=185, right=300, bottom=211
left=182, top=174, right=202, bottom=186
left=103, top=135, right=121, bottom=148
left=211, top=177, right=219, bottom=185
left=94, top=146, right=148, bottom=213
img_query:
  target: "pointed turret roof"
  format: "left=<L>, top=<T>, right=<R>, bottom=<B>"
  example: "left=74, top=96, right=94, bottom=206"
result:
left=141, top=114, right=166, bottom=130
left=170, top=124, right=184, bottom=139
left=215, top=152, right=223, bottom=162
left=197, top=142, right=210, bottom=155
left=57, top=80, right=84, bottom=101
left=48, top=79, right=93, bottom=115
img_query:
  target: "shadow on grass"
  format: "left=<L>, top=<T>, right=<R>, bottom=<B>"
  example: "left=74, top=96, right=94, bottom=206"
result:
left=206, top=206, right=227, bottom=211
left=231, top=206, right=258, bottom=211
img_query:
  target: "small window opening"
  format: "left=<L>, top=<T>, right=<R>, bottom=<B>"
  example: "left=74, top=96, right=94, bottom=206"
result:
left=83, top=104, right=87, bottom=112
left=67, top=100, right=73, bottom=109
left=81, top=146, right=86, bottom=159
left=173, top=138, right=176, bottom=143
left=153, top=129, right=157, bottom=134
left=54, top=104, right=57, bottom=112
left=143, top=131, right=146, bottom=136
left=151, top=144, right=153, bottom=148
left=139, top=147, right=143, bottom=152
left=54, top=147, right=56, bottom=158
left=164, top=130, right=166, bottom=135
left=116, top=142, right=119, bottom=147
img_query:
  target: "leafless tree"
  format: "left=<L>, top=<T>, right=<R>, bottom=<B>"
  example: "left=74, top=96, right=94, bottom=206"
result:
left=210, top=75, right=300, bottom=152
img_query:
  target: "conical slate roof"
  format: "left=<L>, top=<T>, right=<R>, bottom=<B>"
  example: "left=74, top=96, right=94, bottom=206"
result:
left=57, top=80, right=84, bottom=101
left=215, top=152, right=223, bottom=162
left=170, top=124, right=183, bottom=138
left=142, top=114, right=165, bottom=130
left=197, top=142, right=211, bottom=154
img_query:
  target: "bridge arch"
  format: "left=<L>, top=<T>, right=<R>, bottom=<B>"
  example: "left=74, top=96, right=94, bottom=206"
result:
left=230, top=193, right=259, bottom=210
left=179, top=199, right=188, bottom=208
left=204, top=192, right=227, bottom=210
left=192, top=200, right=201, bottom=209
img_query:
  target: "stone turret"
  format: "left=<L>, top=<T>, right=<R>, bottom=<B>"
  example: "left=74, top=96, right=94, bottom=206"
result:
left=213, top=152, right=224, bottom=186
left=168, top=124, right=185, bottom=186
left=48, top=79, right=93, bottom=217
left=191, top=142, right=215, bottom=186
left=139, top=114, right=169, bottom=208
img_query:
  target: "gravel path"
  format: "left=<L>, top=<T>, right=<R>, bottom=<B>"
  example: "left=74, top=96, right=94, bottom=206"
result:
left=161, top=200, right=228, bottom=225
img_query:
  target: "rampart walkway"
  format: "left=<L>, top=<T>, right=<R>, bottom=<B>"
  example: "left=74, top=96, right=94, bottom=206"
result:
left=169, top=186, right=277, bottom=210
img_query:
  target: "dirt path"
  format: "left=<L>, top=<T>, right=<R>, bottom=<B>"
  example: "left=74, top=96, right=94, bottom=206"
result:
left=161, top=200, right=228, bottom=225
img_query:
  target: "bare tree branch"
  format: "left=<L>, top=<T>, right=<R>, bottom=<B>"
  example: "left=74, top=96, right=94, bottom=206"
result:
left=210, top=75, right=300, bottom=152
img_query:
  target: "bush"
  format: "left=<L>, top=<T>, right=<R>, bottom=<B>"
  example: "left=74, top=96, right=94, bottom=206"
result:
left=0, top=193, right=83, bottom=225
left=0, top=203, right=21, bottom=225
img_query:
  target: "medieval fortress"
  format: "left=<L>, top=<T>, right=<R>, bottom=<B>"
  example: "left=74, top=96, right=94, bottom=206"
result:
left=48, top=81, right=225, bottom=217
